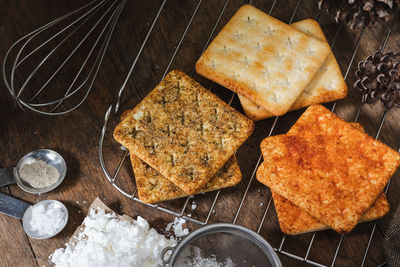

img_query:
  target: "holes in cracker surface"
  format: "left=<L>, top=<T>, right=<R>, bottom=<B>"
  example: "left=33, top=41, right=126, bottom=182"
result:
left=197, top=121, right=204, bottom=135
left=287, top=37, right=295, bottom=48
left=229, top=72, right=238, bottom=81
left=144, top=139, right=157, bottom=155
left=131, top=125, right=142, bottom=138
left=177, top=111, right=185, bottom=125
left=307, top=47, right=316, bottom=56
left=214, top=136, right=224, bottom=148
left=202, top=153, right=210, bottom=165
left=246, top=16, right=256, bottom=24
left=269, top=93, right=279, bottom=103
left=143, top=111, right=152, bottom=123
left=195, top=93, right=201, bottom=106
left=179, top=139, right=189, bottom=147
left=218, top=45, right=229, bottom=55
left=274, top=51, right=282, bottom=62
left=185, top=168, right=196, bottom=181
left=227, top=122, right=238, bottom=133
left=176, top=81, right=181, bottom=97
left=263, top=26, right=275, bottom=36
left=280, top=77, right=291, bottom=88
left=169, top=153, right=177, bottom=166
left=254, top=41, right=262, bottom=51
left=294, top=60, right=303, bottom=72
left=210, top=60, right=218, bottom=70
left=262, top=67, right=269, bottom=78
left=241, top=56, right=250, bottom=67
left=233, top=30, right=243, bottom=40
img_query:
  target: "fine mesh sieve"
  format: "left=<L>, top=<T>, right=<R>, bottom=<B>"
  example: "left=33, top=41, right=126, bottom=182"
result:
left=161, top=223, right=282, bottom=267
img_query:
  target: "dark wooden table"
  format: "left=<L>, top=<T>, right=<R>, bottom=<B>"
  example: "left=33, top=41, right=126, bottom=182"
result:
left=1, top=0, right=400, bottom=266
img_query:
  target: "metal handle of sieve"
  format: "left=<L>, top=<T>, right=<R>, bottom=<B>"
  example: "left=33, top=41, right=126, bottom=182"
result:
left=160, top=246, right=175, bottom=265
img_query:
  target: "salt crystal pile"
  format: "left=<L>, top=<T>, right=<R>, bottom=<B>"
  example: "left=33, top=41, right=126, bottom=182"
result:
left=50, top=208, right=176, bottom=267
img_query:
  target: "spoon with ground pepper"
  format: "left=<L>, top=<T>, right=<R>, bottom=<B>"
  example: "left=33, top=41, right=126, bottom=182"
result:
left=0, top=149, right=67, bottom=194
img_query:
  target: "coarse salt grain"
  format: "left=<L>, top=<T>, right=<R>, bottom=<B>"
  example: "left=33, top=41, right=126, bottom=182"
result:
left=30, top=202, right=66, bottom=236
left=166, top=217, right=189, bottom=238
left=49, top=208, right=176, bottom=267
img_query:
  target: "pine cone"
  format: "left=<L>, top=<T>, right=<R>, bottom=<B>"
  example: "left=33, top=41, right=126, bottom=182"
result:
left=318, top=0, right=397, bottom=30
left=354, top=51, right=400, bottom=109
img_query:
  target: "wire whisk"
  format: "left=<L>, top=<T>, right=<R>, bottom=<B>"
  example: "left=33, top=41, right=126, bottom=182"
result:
left=3, top=0, right=126, bottom=115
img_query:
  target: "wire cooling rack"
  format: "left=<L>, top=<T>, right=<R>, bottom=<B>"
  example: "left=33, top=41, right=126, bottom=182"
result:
left=98, top=0, right=400, bottom=266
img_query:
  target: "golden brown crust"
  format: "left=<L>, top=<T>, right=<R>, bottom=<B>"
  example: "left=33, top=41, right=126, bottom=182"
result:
left=270, top=188, right=389, bottom=235
left=131, top=153, right=242, bottom=204
left=238, top=19, right=347, bottom=121
left=264, top=123, right=388, bottom=235
left=114, top=70, right=254, bottom=194
left=195, top=5, right=331, bottom=116
left=257, top=105, right=400, bottom=233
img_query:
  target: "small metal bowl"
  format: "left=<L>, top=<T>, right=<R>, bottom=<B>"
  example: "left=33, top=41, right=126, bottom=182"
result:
left=22, top=200, right=68, bottom=239
left=14, top=149, right=67, bottom=194
left=161, top=223, right=282, bottom=267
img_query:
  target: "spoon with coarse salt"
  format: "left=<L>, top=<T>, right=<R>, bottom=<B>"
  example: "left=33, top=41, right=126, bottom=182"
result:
left=0, top=194, right=68, bottom=239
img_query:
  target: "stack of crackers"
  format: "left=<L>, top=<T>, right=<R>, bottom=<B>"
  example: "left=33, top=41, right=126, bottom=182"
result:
left=256, top=105, right=400, bottom=234
left=195, top=5, right=348, bottom=121
left=114, top=70, right=254, bottom=204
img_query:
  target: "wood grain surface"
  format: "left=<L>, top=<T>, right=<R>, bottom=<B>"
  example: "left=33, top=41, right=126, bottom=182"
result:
left=1, top=0, right=399, bottom=266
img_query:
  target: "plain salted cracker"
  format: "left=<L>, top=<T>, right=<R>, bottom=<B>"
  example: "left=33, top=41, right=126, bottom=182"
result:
left=195, top=5, right=331, bottom=116
left=114, top=70, right=254, bottom=194
left=130, top=153, right=241, bottom=204
left=238, top=18, right=347, bottom=121
left=260, top=123, right=389, bottom=235
left=257, top=105, right=400, bottom=233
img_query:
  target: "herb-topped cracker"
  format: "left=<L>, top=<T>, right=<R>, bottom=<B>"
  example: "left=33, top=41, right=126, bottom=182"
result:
left=196, top=5, right=331, bottom=116
left=130, top=153, right=242, bottom=203
left=114, top=70, right=254, bottom=194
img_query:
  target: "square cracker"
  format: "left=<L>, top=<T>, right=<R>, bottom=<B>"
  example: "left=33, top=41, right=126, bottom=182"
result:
left=114, top=70, right=254, bottom=194
left=270, top=188, right=389, bottom=235
left=257, top=105, right=400, bottom=233
left=195, top=5, right=331, bottom=116
left=259, top=122, right=389, bottom=235
left=130, top=153, right=242, bottom=204
left=238, top=19, right=347, bottom=121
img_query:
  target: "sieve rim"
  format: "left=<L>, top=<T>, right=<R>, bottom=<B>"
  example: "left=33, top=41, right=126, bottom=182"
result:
left=162, top=223, right=282, bottom=267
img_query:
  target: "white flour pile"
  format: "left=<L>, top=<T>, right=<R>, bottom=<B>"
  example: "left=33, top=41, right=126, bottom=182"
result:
left=30, top=202, right=65, bottom=235
left=49, top=208, right=176, bottom=267
left=166, top=217, right=189, bottom=238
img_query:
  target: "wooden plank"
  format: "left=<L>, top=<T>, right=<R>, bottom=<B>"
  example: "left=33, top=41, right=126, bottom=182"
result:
left=0, top=0, right=399, bottom=266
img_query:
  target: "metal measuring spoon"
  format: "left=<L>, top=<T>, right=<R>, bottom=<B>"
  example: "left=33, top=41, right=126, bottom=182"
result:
left=0, top=193, right=68, bottom=239
left=0, top=149, right=67, bottom=194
